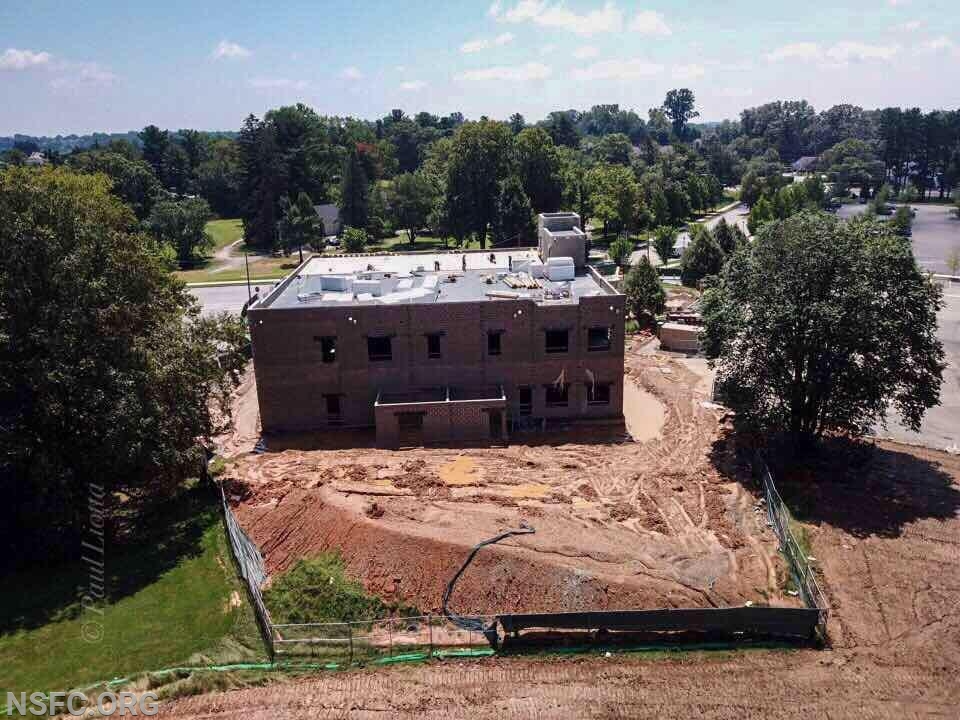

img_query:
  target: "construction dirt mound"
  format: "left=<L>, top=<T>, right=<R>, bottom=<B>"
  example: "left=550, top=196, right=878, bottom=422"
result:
left=219, top=337, right=799, bottom=616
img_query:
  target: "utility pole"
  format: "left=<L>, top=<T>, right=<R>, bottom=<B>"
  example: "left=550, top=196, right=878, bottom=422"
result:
left=244, top=249, right=251, bottom=302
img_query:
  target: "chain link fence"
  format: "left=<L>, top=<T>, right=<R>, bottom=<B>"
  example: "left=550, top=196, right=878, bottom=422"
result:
left=217, top=483, right=275, bottom=659
left=755, top=453, right=830, bottom=637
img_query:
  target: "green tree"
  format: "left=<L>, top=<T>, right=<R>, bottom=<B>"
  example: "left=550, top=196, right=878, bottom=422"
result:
left=623, top=256, right=666, bottom=327
left=701, top=211, right=944, bottom=445
left=67, top=150, right=162, bottom=219
left=392, top=172, right=438, bottom=245
left=340, top=146, right=370, bottom=230
left=146, top=197, right=214, bottom=264
left=341, top=226, right=368, bottom=253
left=281, top=191, right=322, bottom=262
left=652, top=225, right=677, bottom=265
left=0, top=166, right=247, bottom=567
left=139, top=124, right=169, bottom=177
left=889, top=205, right=913, bottom=237
left=712, top=218, right=743, bottom=255
left=680, top=225, right=724, bottom=286
left=509, top=113, right=526, bottom=135
left=515, top=127, right=563, bottom=213
left=608, top=237, right=635, bottom=268
left=663, top=89, right=699, bottom=140
left=492, top=176, right=535, bottom=245
left=589, top=163, right=639, bottom=237
left=748, top=196, right=774, bottom=234
left=445, top=120, right=515, bottom=248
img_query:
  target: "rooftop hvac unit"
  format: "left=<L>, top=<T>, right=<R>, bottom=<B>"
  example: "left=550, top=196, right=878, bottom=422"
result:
left=352, top=278, right=383, bottom=297
left=545, top=256, right=575, bottom=281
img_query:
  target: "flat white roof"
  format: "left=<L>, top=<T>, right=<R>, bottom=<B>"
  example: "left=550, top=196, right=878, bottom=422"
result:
left=300, top=248, right=540, bottom=277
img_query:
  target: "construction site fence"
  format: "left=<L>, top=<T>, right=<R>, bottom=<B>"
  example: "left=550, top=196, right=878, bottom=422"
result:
left=272, top=615, right=498, bottom=664
left=755, top=453, right=830, bottom=636
left=217, top=482, right=275, bottom=659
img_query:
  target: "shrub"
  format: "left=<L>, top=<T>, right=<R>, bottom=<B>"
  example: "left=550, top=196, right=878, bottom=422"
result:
left=264, top=552, right=385, bottom=624
left=341, top=226, right=369, bottom=253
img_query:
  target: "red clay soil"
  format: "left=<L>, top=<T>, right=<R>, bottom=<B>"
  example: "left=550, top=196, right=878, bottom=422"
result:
left=163, top=440, right=960, bottom=719
left=219, top=339, right=797, bottom=616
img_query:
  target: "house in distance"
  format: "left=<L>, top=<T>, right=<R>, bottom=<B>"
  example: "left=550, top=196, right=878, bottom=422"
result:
left=248, top=212, right=625, bottom=447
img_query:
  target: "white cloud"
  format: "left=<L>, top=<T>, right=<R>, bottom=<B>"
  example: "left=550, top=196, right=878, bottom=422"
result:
left=825, top=41, right=900, bottom=64
left=498, top=1, right=623, bottom=35
left=458, top=61, right=552, bottom=82
left=400, top=80, right=427, bottom=91
left=212, top=40, right=251, bottom=60
left=488, top=0, right=503, bottom=17
left=629, top=10, right=672, bottom=36
left=766, top=40, right=899, bottom=66
left=50, top=61, right=117, bottom=90
left=573, top=58, right=663, bottom=80
left=766, top=42, right=821, bottom=62
left=573, top=45, right=600, bottom=59
left=718, top=86, right=753, bottom=98
left=248, top=77, right=308, bottom=90
left=0, top=48, right=52, bottom=70
left=461, top=32, right=515, bottom=53
left=673, top=63, right=705, bottom=81
left=340, top=66, right=364, bottom=80
left=888, top=0, right=909, bottom=6
left=540, top=44, right=557, bottom=55
left=893, top=20, right=923, bottom=32
left=917, top=35, right=955, bottom=53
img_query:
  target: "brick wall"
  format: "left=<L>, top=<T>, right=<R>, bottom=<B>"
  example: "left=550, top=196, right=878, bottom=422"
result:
left=249, top=293, right=625, bottom=435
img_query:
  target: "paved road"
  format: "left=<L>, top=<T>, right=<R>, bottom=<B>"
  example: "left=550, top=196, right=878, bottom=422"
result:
left=878, top=289, right=960, bottom=452
left=837, top=202, right=959, bottom=275
left=629, top=202, right=750, bottom=267
left=191, top=283, right=277, bottom=316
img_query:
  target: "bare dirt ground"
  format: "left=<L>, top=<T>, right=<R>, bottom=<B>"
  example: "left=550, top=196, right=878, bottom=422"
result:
left=164, top=434, right=960, bottom=719
left=216, top=338, right=797, bottom=617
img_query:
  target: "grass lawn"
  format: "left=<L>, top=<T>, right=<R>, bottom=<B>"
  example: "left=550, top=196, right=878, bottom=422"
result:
left=207, top=219, right=244, bottom=252
left=367, top=233, right=483, bottom=253
left=0, top=485, right=264, bottom=697
left=177, top=255, right=298, bottom=284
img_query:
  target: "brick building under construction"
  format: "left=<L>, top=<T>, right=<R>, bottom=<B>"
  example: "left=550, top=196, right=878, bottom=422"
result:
left=248, top=213, right=625, bottom=447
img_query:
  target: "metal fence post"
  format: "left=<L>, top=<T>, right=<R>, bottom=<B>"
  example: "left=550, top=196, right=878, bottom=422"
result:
left=428, top=614, right=434, bottom=657
left=388, top=617, right=393, bottom=657
left=348, top=622, right=354, bottom=665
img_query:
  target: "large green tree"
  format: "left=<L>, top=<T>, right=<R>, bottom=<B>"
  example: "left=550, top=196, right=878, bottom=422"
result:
left=623, top=256, right=665, bottom=327
left=663, top=89, right=699, bottom=140
left=492, top=176, right=535, bottom=245
left=589, top=163, right=639, bottom=237
left=392, top=171, right=438, bottom=245
left=515, top=127, right=563, bottom=213
left=147, top=197, right=214, bottom=264
left=701, top=211, right=944, bottom=445
left=680, top=225, right=724, bottom=286
left=445, top=120, right=515, bottom=248
left=281, top=191, right=322, bottom=260
left=339, top=146, right=370, bottom=231
left=0, top=167, right=247, bottom=567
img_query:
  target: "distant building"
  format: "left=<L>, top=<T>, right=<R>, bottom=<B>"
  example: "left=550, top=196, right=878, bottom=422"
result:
left=314, top=203, right=342, bottom=236
left=248, top=214, right=625, bottom=447
left=791, top=156, right=818, bottom=173
left=24, top=152, right=47, bottom=166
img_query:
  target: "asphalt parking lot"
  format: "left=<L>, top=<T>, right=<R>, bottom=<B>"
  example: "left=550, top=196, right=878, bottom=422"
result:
left=837, top=201, right=960, bottom=275
left=876, top=288, right=960, bottom=451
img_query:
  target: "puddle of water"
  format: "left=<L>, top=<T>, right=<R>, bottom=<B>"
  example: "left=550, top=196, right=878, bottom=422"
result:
left=438, top=455, right=480, bottom=486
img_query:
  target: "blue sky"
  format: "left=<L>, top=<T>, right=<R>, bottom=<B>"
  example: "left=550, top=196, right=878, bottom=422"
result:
left=2, top=0, right=958, bottom=134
